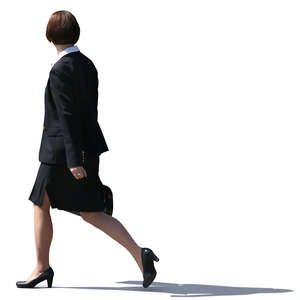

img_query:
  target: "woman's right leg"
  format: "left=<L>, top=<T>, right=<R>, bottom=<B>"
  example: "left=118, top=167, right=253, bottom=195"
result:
left=25, top=189, right=53, bottom=281
left=80, top=211, right=143, bottom=273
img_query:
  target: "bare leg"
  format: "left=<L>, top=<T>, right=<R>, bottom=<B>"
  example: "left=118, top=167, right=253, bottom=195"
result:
left=26, top=190, right=53, bottom=281
left=80, top=211, right=143, bottom=273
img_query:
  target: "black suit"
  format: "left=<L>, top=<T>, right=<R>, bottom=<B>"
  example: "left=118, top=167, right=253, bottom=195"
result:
left=38, top=51, right=109, bottom=168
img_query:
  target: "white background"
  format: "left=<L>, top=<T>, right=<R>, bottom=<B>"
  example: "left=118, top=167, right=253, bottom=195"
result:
left=0, top=0, right=299, bottom=299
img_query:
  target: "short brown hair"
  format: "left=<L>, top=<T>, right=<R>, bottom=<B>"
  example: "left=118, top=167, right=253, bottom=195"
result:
left=46, top=10, right=80, bottom=44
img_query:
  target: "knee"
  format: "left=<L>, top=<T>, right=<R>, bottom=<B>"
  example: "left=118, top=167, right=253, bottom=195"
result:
left=80, top=211, right=104, bottom=222
left=35, top=190, right=51, bottom=213
left=34, top=202, right=50, bottom=214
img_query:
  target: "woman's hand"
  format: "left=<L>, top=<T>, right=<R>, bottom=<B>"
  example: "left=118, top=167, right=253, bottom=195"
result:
left=69, top=166, right=87, bottom=180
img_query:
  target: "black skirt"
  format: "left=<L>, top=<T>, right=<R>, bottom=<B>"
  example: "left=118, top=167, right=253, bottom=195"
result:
left=28, top=153, right=105, bottom=216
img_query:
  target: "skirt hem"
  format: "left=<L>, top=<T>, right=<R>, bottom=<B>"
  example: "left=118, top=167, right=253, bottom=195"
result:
left=28, top=156, right=105, bottom=216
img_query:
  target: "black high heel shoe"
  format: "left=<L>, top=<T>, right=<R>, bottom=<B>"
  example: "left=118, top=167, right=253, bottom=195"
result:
left=141, top=247, right=159, bottom=288
left=16, top=266, right=54, bottom=288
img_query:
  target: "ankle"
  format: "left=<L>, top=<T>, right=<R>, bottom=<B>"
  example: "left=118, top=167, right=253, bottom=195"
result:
left=35, top=264, right=50, bottom=272
left=133, top=246, right=142, bottom=259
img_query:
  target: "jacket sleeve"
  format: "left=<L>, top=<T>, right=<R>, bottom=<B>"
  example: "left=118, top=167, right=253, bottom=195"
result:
left=49, top=68, right=83, bottom=168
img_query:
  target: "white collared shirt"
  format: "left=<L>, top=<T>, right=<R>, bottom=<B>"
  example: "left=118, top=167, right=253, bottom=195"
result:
left=51, top=45, right=80, bottom=67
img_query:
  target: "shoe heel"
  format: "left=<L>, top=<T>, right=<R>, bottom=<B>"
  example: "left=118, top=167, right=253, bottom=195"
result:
left=47, top=274, right=53, bottom=288
left=150, top=251, right=159, bottom=262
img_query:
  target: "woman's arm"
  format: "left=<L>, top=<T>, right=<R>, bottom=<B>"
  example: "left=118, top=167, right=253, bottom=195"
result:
left=49, top=68, right=82, bottom=169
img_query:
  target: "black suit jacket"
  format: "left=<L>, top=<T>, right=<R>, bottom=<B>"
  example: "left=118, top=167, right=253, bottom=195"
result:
left=38, top=51, right=109, bottom=168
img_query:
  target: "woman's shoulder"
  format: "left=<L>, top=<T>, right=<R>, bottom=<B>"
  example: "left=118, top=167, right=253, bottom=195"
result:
left=52, top=51, right=97, bottom=75
left=77, top=52, right=98, bottom=73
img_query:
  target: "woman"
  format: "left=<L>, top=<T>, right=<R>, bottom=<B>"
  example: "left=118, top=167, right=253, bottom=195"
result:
left=16, top=10, right=159, bottom=289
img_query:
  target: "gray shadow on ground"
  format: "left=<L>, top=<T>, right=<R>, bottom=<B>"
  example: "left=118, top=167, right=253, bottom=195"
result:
left=47, top=281, right=293, bottom=297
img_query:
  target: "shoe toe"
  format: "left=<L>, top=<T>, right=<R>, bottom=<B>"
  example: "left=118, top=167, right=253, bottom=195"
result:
left=143, top=271, right=157, bottom=288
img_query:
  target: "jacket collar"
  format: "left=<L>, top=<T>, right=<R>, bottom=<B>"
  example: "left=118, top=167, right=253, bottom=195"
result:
left=50, top=45, right=80, bottom=68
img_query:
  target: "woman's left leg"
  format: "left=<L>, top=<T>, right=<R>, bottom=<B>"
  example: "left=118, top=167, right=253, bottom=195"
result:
left=79, top=211, right=143, bottom=272
left=26, top=189, right=53, bottom=281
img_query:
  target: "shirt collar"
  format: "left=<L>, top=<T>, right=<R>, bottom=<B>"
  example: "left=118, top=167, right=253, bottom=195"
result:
left=51, top=45, right=80, bottom=67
